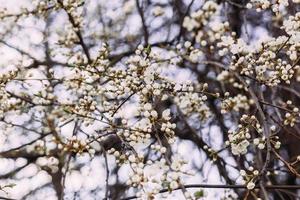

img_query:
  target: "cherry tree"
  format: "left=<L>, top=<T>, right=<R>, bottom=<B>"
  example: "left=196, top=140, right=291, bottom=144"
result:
left=0, top=0, right=299, bottom=199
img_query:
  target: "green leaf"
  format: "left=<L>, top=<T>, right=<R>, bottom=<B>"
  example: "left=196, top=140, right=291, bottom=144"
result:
left=4, top=183, right=16, bottom=188
left=194, top=190, right=204, bottom=199
left=145, top=44, right=151, bottom=55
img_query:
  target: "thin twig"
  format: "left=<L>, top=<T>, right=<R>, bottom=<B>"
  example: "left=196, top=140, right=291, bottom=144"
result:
left=136, top=0, right=149, bottom=46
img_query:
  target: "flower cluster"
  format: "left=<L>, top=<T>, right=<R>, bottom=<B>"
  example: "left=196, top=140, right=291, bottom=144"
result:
left=283, top=110, right=300, bottom=127
left=36, top=156, right=59, bottom=173
left=216, top=14, right=300, bottom=86
left=1, top=0, right=300, bottom=199
left=239, top=166, right=259, bottom=190
left=56, top=135, right=94, bottom=155
left=221, top=190, right=238, bottom=200
left=227, top=115, right=262, bottom=155
left=183, top=1, right=219, bottom=32
left=248, top=0, right=292, bottom=13
left=221, top=94, right=253, bottom=114
left=182, top=1, right=232, bottom=46
left=108, top=148, right=191, bottom=199
left=0, top=69, right=20, bottom=119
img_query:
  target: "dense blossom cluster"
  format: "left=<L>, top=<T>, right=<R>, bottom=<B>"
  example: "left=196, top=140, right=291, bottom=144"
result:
left=248, top=0, right=300, bottom=12
left=0, top=0, right=299, bottom=199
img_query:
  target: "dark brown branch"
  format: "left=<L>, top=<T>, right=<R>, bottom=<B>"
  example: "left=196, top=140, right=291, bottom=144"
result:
left=136, top=0, right=149, bottom=46
left=57, top=0, right=91, bottom=63
left=176, top=0, right=195, bottom=41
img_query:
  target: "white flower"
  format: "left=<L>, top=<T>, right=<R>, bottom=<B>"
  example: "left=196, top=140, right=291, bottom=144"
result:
left=131, top=174, right=141, bottom=183
left=240, top=170, right=246, bottom=176
left=258, top=143, right=265, bottom=149
left=152, top=6, right=164, bottom=16
left=270, top=125, right=276, bottom=131
left=144, top=103, right=152, bottom=110
left=275, top=141, right=281, bottom=149
left=123, top=0, right=135, bottom=14
left=183, top=17, right=196, bottom=31
left=246, top=181, right=255, bottom=190
left=144, top=111, right=150, bottom=118
left=184, top=41, right=192, bottom=48
left=230, top=39, right=248, bottom=54
left=290, top=51, right=297, bottom=61
left=170, top=181, right=179, bottom=189
left=144, top=68, right=154, bottom=84
left=253, top=138, right=260, bottom=145
left=160, top=147, right=167, bottom=153
left=128, top=155, right=136, bottom=163
left=151, top=110, right=158, bottom=118
left=219, top=36, right=235, bottom=47
left=73, top=142, right=79, bottom=148
left=162, top=109, right=171, bottom=120
left=202, top=1, right=218, bottom=10
left=231, top=140, right=250, bottom=155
